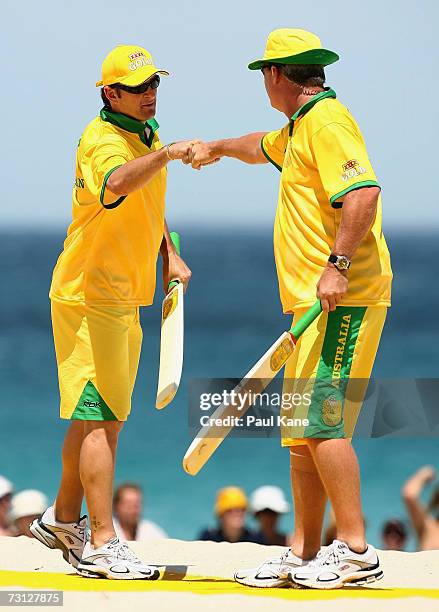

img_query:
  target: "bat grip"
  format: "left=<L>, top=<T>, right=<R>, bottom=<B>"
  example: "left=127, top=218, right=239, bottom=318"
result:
left=290, top=300, right=322, bottom=340
left=170, top=231, right=181, bottom=255
left=168, top=231, right=181, bottom=291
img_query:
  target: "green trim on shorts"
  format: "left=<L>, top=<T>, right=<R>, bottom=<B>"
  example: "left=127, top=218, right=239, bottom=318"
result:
left=304, top=307, right=367, bottom=438
left=71, top=381, right=118, bottom=421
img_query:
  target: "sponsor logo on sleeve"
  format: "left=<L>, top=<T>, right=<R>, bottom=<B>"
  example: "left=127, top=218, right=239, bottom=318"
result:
left=341, top=159, right=367, bottom=182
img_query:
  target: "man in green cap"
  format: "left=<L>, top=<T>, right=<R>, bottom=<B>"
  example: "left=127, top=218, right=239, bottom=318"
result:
left=190, top=28, right=392, bottom=590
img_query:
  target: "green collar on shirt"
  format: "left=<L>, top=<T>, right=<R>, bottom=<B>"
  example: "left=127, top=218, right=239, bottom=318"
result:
left=100, top=108, right=159, bottom=147
left=289, top=87, right=336, bottom=135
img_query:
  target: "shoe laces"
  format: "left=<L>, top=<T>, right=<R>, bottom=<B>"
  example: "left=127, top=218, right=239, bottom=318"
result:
left=322, top=548, right=340, bottom=566
left=107, top=540, right=140, bottom=564
left=73, top=517, right=87, bottom=539
left=280, top=549, right=292, bottom=564
left=255, top=551, right=289, bottom=570
left=278, top=548, right=300, bottom=567
left=311, top=542, right=349, bottom=569
left=305, top=545, right=336, bottom=569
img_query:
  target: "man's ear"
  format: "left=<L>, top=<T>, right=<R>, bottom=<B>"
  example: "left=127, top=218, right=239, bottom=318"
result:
left=103, top=86, right=117, bottom=103
left=271, top=65, right=283, bottom=85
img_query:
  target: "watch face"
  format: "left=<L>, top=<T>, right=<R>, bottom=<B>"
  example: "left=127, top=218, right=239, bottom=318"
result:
left=338, top=257, right=349, bottom=270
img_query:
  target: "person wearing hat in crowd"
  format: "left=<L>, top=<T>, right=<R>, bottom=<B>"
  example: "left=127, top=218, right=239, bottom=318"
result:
left=0, top=476, right=14, bottom=536
left=198, top=487, right=263, bottom=544
left=190, top=28, right=391, bottom=589
left=381, top=519, right=408, bottom=551
left=10, top=490, right=48, bottom=538
left=30, top=44, right=196, bottom=580
left=250, top=486, right=290, bottom=546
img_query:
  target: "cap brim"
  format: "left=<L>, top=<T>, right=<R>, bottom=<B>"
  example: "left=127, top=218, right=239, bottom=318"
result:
left=253, top=502, right=290, bottom=514
left=248, top=48, right=339, bottom=70
left=96, top=67, right=169, bottom=88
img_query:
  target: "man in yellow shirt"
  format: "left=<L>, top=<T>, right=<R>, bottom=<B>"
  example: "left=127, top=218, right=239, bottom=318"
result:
left=191, top=29, right=392, bottom=589
left=30, top=45, right=195, bottom=580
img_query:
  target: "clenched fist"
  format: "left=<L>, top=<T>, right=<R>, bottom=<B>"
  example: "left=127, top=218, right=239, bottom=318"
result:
left=317, top=265, right=348, bottom=312
left=167, top=140, right=201, bottom=165
left=190, top=142, right=221, bottom=170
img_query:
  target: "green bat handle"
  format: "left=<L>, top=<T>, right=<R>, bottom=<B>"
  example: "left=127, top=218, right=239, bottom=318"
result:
left=290, top=300, right=322, bottom=340
left=168, top=231, right=181, bottom=291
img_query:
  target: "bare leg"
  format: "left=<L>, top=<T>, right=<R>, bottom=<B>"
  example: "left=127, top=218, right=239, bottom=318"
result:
left=289, top=445, right=327, bottom=560
left=55, top=421, right=85, bottom=523
left=307, top=438, right=366, bottom=552
left=80, top=420, right=124, bottom=548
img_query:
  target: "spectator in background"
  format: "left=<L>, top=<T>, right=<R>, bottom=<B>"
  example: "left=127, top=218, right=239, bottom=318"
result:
left=0, top=476, right=14, bottom=536
left=402, top=466, right=439, bottom=550
left=10, top=490, right=48, bottom=538
left=198, top=487, right=263, bottom=544
left=250, top=486, right=290, bottom=546
left=113, top=483, right=167, bottom=541
left=381, top=519, right=407, bottom=551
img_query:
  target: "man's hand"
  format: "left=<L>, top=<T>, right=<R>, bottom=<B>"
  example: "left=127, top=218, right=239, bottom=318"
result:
left=168, top=140, right=201, bottom=165
left=317, top=265, right=348, bottom=312
left=190, top=142, right=221, bottom=170
left=162, top=251, right=192, bottom=294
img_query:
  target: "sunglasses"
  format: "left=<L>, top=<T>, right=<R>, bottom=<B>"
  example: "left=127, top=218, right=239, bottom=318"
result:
left=111, top=74, right=160, bottom=94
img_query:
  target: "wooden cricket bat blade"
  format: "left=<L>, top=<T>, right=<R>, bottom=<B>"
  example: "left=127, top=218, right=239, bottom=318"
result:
left=156, top=382, right=179, bottom=410
left=155, top=282, right=184, bottom=409
left=183, top=437, right=224, bottom=476
left=183, top=331, right=295, bottom=475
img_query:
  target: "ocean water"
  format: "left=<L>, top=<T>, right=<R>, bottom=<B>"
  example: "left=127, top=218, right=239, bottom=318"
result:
left=0, top=228, right=438, bottom=551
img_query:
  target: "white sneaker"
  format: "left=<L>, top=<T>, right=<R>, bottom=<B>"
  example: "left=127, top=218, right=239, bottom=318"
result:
left=234, top=548, right=311, bottom=588
left=30, top=506, right=87, bottom=568
left=289, top=539, right=384, bottom=590
left=76, top=537, right=160, bottom=580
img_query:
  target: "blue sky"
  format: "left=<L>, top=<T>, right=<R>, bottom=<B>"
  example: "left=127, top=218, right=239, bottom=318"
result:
left=1, top=0, right=436, bottom=229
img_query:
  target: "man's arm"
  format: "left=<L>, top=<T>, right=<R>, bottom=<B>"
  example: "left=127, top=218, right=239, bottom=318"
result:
left=317, top=186, right=380, bottom=312
left=190, top=133, right=268, bottom=169
left=106, top=141, right=196, bottom=196
left=160, top=221, right=192, bottom=292
left=402, top=466, right=436, bottom=542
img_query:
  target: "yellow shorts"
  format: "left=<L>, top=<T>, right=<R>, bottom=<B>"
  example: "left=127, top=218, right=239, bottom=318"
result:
left=51, top=301, right=142, bottom=421
left=281, top=306, right=387, bottom=446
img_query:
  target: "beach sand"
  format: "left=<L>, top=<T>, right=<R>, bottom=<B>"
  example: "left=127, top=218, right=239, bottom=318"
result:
left=0, top=536, right=437, bottom=611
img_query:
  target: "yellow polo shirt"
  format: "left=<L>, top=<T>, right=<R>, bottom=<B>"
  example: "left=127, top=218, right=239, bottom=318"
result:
left=50, top=109, right=166, bottom=306
left=262, top=89, right=392, bottom=312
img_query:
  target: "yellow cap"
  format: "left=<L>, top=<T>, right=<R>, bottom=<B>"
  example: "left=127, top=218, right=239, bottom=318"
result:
left=248, top=28, right=339, bottom=70
left=215, top=487, right=248, bottom=516
left=96, top=45, right=169, bottom=87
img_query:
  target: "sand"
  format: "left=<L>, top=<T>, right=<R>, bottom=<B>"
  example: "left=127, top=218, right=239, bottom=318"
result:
left=0, top=536, right=437, bottom=611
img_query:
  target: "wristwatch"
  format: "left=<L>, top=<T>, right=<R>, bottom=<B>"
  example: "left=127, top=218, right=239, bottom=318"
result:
left=328, top=254, right=351, bottom=271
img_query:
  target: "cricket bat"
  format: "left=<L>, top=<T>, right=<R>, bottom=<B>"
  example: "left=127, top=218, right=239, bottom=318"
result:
left=183, top=300, right=322, bottom=475
left=155, top=232, right=184, bottom=409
